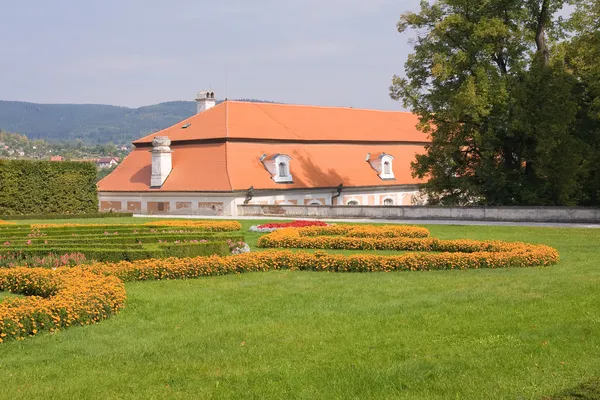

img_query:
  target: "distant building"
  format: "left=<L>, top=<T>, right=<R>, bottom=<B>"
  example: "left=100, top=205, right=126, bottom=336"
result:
left=50, top=155, right=64, bottom=162
left=97, top=157, right=119, bottom=168
left=98, top=90, right=429, bottom=216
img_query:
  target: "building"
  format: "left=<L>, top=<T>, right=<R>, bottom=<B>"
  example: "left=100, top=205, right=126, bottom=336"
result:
left=97, top=91, right=429, bottom=216
left=97, top=157, right=119, bottom=168
left=50, top=155, right=64, bottom=162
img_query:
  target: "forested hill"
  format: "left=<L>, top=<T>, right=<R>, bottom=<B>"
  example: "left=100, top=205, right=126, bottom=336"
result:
left=0, top=99, right=273, bottom=144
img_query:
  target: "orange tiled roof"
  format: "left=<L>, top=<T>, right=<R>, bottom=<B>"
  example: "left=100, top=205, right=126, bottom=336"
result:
left=99, top=101, right=429, bottom=192
left=133, top=101, right=428, bottom=144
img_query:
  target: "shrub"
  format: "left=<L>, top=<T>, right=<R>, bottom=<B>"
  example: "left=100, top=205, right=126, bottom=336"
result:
left=0, top=160, right=97, bottom=216
left=0, top=212, right=133, bottom=221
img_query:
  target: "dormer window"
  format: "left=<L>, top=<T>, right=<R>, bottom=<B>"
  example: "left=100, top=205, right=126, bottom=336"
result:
left=383, top=161, right=391, bottom=175
left=260, top=153, right=293, bottom=183
left=278, top=162, right=288, bottom=177
left=366, top=153, right=395, bottom=180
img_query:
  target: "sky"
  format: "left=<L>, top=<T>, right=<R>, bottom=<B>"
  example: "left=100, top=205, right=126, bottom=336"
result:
left=0, top=0, right=421, bottom=110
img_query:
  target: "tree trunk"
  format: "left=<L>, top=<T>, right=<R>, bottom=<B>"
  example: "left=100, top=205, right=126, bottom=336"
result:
left=536, top=0, right=551, bottom=66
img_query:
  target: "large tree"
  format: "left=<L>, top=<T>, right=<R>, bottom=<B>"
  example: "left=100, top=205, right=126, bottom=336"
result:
left=391, top=0, right=587, bottom=205
left=565, top=0, right=600, bottom=205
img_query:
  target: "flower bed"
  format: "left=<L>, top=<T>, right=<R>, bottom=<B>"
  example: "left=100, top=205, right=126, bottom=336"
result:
left=258, top=220, right=328, bottom=229
left=143, top=220, right=241, bottom=231
left=256, top=225, right=560, bottom=256
left=258, top=225, right=431, bottom=248
left=0, top=220, right=15, bottom=225
left=82, top=247, right=558, bottom=284
left=249, top=220, right=328, bottom=233
left=296, top=225, right=431, bottom=239
left=0, top=267, right=125, bottom=342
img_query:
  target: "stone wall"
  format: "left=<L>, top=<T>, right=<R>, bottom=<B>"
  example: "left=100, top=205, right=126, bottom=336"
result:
left=237, top=205, right=600, bottom=223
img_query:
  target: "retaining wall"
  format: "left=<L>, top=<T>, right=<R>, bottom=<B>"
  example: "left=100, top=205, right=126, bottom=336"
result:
left=237, top=205, right=600, bottom=223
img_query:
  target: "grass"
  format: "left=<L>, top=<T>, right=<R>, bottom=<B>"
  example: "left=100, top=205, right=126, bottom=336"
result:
left=0, top=291, right=21, bottom=301
left=1, top=219, right=600, bottom=399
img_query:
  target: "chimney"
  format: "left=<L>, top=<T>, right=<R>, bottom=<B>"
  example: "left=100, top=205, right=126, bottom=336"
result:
left=150, top=136, right=172, bottom=187
left=195, top=90, right=216, bottom=114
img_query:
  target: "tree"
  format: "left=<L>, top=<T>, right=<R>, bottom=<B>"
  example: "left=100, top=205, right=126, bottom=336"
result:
left=564, top=0, right=600, bottom=205
left=390, top=0, right=587, bottom=205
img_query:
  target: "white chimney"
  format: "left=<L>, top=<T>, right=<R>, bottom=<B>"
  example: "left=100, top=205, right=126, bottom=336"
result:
left=195, top=90, right=216, bottom=114
left=150, top=136, right=172, bottom=187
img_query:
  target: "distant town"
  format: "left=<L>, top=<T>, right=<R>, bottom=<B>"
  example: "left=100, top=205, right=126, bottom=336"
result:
left=0, top=130, right=130, bottom=180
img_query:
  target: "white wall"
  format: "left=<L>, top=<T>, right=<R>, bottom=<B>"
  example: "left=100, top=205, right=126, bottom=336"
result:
left=98, top=186, right=423, bottom=216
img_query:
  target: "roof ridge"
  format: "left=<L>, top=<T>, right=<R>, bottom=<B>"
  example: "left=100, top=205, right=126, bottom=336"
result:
left=226, top=100, right=413, bottom=114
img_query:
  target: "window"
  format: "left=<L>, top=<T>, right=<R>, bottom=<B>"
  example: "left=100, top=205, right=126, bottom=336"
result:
left=347, top=200, right=359, bottom=206
left=383, top=161, right=391, bottom=175
left=379, top=155, right=395, bottom=180
left=383, top=198, right=394, bottom=206
left=278, top=162, right=288, bottom=177
left=367, top=153, right=395, bottom=180
left=261, top=154, right=293, bottom=183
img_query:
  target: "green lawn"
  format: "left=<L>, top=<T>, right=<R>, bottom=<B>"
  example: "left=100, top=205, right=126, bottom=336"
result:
left=1, top=219, right=600, bottom=399
left=0, top=291, right=21, bottom=301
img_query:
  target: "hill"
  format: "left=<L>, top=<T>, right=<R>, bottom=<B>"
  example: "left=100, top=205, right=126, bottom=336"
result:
left=0, top=99, right=274, bottom=145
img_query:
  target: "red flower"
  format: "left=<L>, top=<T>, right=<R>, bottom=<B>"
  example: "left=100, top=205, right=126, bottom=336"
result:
left=257, top=220, right=328, bottom=229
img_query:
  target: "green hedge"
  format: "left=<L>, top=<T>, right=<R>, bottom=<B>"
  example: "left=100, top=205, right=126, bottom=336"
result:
left=0, top=212, right=133, bottom=220
left=2, top=234, right=244, bottom=246
left=0, top=160, right=98, bottom=215
left=0, top=226, right=233, bottom=237
left=0, top=241, right=231, bottom=263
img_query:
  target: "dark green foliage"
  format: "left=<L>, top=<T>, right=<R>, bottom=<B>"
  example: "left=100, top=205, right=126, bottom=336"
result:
left=0, top=212, right=133, bottom=220
left=391, top=0, right=600, bottom=206
left=0, top=160, right=98, bottom=215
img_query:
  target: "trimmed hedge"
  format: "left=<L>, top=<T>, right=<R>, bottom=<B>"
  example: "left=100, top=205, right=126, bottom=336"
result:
left=0, top=160, right=98, bottom=216
left=0, top=234, right=245, bottom=246
left=0, top=222, right=243, bottom=264
left=0, top=241, right=231, bottom=263
left=0, top=212, right=133, bottom=220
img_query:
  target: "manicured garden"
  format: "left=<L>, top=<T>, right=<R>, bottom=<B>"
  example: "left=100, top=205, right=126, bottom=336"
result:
left=0, top=220, right=244, bottom=264
left=0, top=218, right=599, bottom=399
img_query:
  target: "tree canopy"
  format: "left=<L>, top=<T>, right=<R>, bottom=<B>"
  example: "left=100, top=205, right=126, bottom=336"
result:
left=391, top=0, right=600, bottom=206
